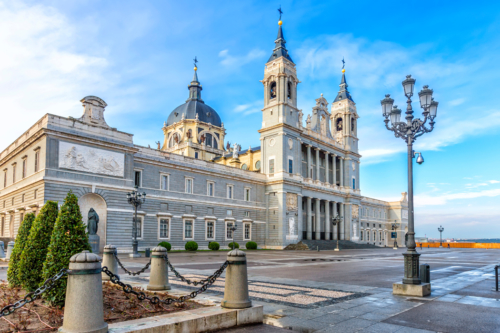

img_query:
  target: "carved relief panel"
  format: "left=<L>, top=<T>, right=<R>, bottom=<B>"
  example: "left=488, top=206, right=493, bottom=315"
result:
left=286, top=193, right=298, bottom=211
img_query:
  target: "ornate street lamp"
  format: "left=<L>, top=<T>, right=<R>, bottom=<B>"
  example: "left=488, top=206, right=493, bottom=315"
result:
left=229, top=224, right=237, bottom=250
left=331, top=213, right=343, bottom=252
left=127, top=186, right=146, bottom=257
left=381, top=75, right=438, bottom=286
left=438, top=225, right=444, bottom=248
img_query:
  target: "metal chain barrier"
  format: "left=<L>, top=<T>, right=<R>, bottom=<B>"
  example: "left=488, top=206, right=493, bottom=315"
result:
left=0, top=268, right=68, bottom=318
left=114, top=252, right=151, bottom=276
left=165, top=256, right=228, bottom=286
left=102, top=260, right=229, bottom=304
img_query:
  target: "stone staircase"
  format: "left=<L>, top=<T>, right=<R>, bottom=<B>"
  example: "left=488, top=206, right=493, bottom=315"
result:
left=300, top=239, right=379, bottom=251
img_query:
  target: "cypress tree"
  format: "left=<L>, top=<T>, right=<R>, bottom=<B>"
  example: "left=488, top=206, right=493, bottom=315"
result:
left=18, top=201, right=59, bottom=291
left=42, top=191, right=90, bottom=306
left=7, top=213, right=35, bottom=287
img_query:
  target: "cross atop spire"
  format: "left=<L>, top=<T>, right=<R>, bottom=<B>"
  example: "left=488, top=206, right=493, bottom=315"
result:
left=193, top=56, right=198, bottom=69
left=342, top=57, right=345, bottom=69
left=278, top=5, right=283, bottom=20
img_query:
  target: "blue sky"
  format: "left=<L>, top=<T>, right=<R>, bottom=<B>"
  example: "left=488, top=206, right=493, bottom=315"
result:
left=1, top=0, right=499, bottom=239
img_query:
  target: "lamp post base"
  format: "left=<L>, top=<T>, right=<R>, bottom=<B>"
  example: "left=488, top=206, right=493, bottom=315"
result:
left=393, top=282, right=431, bottom=297
left=403, top=251, right=421, bottom=285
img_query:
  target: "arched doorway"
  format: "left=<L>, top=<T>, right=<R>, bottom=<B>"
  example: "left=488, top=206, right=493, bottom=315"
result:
left=79, top=193, right=107, bottom=252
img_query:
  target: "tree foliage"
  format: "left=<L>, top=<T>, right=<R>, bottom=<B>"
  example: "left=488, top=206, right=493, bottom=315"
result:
left=42, top=192, right=90, bottom=306
left=7, top=213, right=36, bottom=287
left=18, top=202, right=59, bottom=291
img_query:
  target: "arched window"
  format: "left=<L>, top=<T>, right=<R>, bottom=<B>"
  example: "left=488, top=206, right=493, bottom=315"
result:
left=336, top=117, right=343, bottom=131
left=287, top=81, right=292, bottom=99
left=270, top=81, right=277, bottom=99
left=255, top=160, right=261, bottom=170
left=241, top=164, right=248, bottom=170
left=351, top=118, right=355, bottom=132
left=206, top=133, right=213, bottom=147
left=168, top=133, right=180, bottom=147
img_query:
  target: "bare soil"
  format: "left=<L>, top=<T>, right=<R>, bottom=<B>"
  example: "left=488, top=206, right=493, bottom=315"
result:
left=0, top=282, right=207, bottom=332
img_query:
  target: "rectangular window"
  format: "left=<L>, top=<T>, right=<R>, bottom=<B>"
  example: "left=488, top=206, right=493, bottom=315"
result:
left=352, top=178, right=356, bottom=190
left=367, top=231, right=370, bottom=241
left=159, top=218, right=170, bottom=239
left=12, top=165, right=16, bottom=183
left=244, top=211, right=250, bottom=217
left=184, top=220, right=193, bottom=239
left=20, top=213, right=24, bottom=224
left=244, top=188, right=250, bottom=201
left=185, top=178, right=193, bottom=194
left=134, top=171, right=141, bottom=187
left=34, top=151, right=39, bottom=172
left=21, top=194, right=25, bottom=203
left=206, top=221, right=214, bottom=239
left=227, top=209, right=232, bottom=216
left=360, top=231, right=364, bottom=241
left=207, top=182, right=214, bottom=197
left=195, top=152, right=199, bottom=159
left=288, top=159, right=293, bottom=174
left=161, top=175, right=169, bottom=190
left=244, top=223, right=251, bottom=240
left=1, top=217, right=4, bottom=236
left=3, top=171, right=6, bottom=188
left=227, top=185, right=233, bottom=199
left=226, top=222, right=234, bottom=239
left=22, top=159, right=27, bottom=179
left=269, top=159, right=275, bottom=174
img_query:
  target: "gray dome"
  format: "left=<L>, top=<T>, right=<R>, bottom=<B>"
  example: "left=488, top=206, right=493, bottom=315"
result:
left=167, top=100, right=221, bottom=127
left=166, top=69, right=222, bottom=127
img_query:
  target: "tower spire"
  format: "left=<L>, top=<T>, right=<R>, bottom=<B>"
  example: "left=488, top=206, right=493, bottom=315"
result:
left=267, top=7, right=294, bottom=63
left=334, top=59, right=354, bottom=102
left=187, top=58, right=203, bottom=102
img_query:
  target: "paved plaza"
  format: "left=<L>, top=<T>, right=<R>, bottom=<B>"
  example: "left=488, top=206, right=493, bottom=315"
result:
left=2, top=247, right=499, bottom=332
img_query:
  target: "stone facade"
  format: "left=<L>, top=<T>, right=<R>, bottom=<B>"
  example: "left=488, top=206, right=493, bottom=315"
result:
left=0, top=22, right=407, bottom=251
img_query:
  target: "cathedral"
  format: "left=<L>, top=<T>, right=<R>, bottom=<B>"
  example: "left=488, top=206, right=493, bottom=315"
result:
left=0, top=19, right=408, bottom=251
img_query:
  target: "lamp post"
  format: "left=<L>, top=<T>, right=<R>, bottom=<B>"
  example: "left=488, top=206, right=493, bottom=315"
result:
left=392, top=222, right=400, bottom=249
left=438, top=225, right=444, bottom=248
left=381, top=75, right=438, bottom=285
left=229, top=224, right=237, bottom=250
left=332, top=213, right=343, bottom=251
left=127, top=186, right=146, bottom=258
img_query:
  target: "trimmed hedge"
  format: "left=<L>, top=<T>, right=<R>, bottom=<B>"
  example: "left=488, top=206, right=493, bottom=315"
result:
left=7, top=213, right=36, bottom=287
left=185, top=241, right=198, bottom=251
left=18, top=202, right=59, bottom=291
left=42, top=192, right=91, bottom=306
left=228, top=242, right=240, bottom=249
left=245, top=241, right=258, bottom=250
left=158, top=241, right=171, bottom=251
left=208, top=242, right=220, bottom=251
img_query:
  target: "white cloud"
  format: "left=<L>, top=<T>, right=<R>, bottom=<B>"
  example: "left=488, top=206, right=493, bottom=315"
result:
left=489, top=180, right=500, bottom=184
left=449, top=98, right=465, bottom=106
left=219, top=49, right=266, bottom=67
left=0, top=1, right=110, bottom=149
left=415, top=188, right=500, bottom=206
left=233, top=100, right=262, bottom=116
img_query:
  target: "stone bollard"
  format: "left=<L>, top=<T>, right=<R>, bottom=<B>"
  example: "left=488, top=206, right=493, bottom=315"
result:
left=0, top=241, right=5, bottom=258
left=147, top=246, right=171, bottom=291
left=6, top=241, right=14, bottom=260
left=101, top=244, right=118, bottom=281
left=59, top=251, right=107, bottom=333
left=221, top=249, right=252, bottom=309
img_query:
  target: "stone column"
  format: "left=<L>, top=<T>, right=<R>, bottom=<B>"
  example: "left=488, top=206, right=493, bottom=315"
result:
left=325, top=152, right=329, bottom=184
left=315, top=198, right=321, bottom=240
left=333, top=155, right=337, bottom=186
left=340, top=203, right=345, bottom=240
left=60, top=251, right=107, bottom=333
left=333, top=202, right=338, bottom=240
left=325, top=200, right=330, bottom=240
left=306, top=197, right=312, bottom=240
left=340, top=157, right=344, bottom=187
left=147, top=246, right=171, bottom=291
left=315, top=148, right=320, bottom=181
left=101, top=245, right=118, bottom=281
left=297, top=195, right=303, bottom=240
left=306, top=145, right=312, bottom=179
left=222, top=249, right=252, bottom=309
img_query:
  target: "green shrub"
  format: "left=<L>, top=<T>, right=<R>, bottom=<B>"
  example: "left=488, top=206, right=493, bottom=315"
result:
left=18, top=202, right=59, bottom=291
left=245, top=241, right=258, bottom=250
left=228, top=242, right=240, bottom=249
left=158, top=241, right=171, bottom=251
left=185, top=241, right=198, bottom=251
left=7, top=213, right=35, bottom=287
left=208, top=242, right=220, bottom=251
left=42, top=192, right=91, bottom=306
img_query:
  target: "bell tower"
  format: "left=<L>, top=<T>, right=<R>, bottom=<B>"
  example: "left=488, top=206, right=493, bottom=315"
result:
left=331, top=66, right=359, bottom=153
left=261, top=19, right=300, bottom=129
